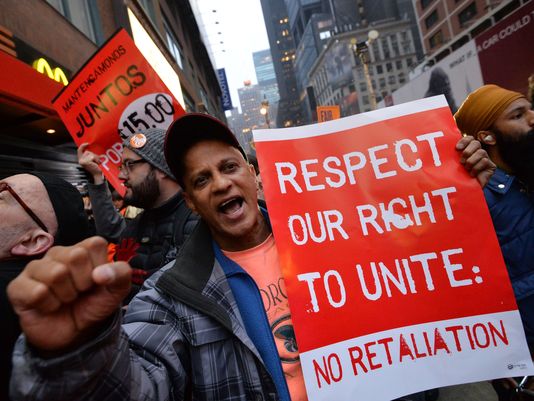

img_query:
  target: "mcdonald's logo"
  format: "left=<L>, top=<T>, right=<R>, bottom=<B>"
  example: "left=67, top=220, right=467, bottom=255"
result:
left=32, top=57, right=69, bottom=86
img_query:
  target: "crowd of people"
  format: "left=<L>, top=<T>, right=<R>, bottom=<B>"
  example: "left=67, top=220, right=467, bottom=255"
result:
left=0, top=83, right=532, bottom=401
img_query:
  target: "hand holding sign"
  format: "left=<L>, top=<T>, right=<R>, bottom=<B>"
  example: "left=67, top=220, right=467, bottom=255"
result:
left=455, top=135, right=496, bottom=186
left=78, top=143, right=104, bottom=184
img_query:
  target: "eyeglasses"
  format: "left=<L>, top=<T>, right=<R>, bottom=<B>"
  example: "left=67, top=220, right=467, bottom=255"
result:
left=0, top=182, right=49, bottom=232
left=119, top=159, right=147, bottom=174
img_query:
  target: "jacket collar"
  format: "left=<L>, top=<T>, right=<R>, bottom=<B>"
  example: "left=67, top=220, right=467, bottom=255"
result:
left=155, top=204, right=271, bottom=333
left=486, top=167, right=515, bottom=195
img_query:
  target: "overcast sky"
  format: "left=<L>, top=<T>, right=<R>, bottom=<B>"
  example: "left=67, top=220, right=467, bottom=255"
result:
left=193, top=0, right=270, bottom=111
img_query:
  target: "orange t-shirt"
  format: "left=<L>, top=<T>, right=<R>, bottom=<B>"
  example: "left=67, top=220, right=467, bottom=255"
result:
left=223, top=235, right=307, bottom=401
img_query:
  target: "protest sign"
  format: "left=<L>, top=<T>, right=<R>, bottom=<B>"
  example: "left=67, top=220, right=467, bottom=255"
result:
left=52, top=29, right=185, bottom=194
left=253, top=96, right=533, bottom=400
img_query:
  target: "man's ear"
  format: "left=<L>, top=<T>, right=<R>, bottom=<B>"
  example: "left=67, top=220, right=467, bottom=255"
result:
left=183, top=191, right=197, bottom=214
left=477, top=131, right=496, bottom=145
left=248, top=163, right=256, bottom=177
left=10, top=230, right=55, bottom=257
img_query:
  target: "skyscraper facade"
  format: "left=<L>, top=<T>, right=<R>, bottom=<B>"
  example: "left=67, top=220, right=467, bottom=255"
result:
left=259, top=0, right=304, bottom=127
left=253, top=49, right=280, bottom=108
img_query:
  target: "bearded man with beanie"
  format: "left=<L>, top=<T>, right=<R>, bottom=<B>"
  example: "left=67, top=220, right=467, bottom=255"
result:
left=455, top=84, right=534, bottom=352
left=0, top=172, right=93, bottom=400
left=78, top=128, right=198, bottom=299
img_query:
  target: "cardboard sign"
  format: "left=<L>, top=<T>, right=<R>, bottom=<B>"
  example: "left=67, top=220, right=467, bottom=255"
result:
left=52, top=29, right=185, bottom=194
left=253, top=96, right=533, bottom=401
left=317, top=105, right=341, bottom=122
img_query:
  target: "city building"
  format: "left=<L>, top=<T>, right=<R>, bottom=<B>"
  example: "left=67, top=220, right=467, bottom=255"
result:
left=253, top=49, right=279, bottom=126
left=253, top=49, right=280, bottom=105
left=225, top=107, right=248, bottom=149
left=309, top=18, right=418, bottom=114
left=0, top=0, right=223, bottom=183
left=279, top=0, right=423, bottom=123
left=259, top=0, right=304, bottom=128
left=413, top=0, right=528, bottom=62
left=236, top=81, right=266, bottom=153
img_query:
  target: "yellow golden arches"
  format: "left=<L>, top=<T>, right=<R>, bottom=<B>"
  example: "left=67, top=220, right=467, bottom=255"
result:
left=32, top=58, right=69, bottom=86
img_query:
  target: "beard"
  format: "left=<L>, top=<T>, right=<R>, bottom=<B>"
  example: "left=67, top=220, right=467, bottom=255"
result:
left=124, top=167, right=160, bottom=208
left=494, top=127, right=534, bottom=188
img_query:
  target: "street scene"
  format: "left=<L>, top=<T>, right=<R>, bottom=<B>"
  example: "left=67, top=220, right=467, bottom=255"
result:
left=0, top=0, right=533, bottom=400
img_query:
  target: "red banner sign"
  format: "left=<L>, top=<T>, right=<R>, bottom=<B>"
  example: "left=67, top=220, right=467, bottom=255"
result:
left=254, top=96, right=533, bottom=400
left=52, top=29, right=185, bottom=194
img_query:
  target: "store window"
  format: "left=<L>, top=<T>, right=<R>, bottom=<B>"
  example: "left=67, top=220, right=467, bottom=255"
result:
left=46, top=0, right=102, bottom=44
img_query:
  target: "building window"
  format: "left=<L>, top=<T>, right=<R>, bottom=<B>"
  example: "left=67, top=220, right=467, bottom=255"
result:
left=421, top=0, right=435, bottom=10
left=425, top=10, right=439, bottom=29
left=376, top=64, right=383, bottom=74
left=386, top=62, right=393, bottom=72
left=429, top=30, right=444, bottom=48
left=46, top=0, right=101, bottom=43
left=138, top=0, right=157, bottom=24
left=395, top=60, right=403, bottom=70
left=381, top=38, right=390, bottom=58
left=390, top=35, right=400, bottom=57
left=164, top=20, right=184, bottom=70
left=458, top=2, right=477, bottom=27
left=182, top=90, right=195, bottom=112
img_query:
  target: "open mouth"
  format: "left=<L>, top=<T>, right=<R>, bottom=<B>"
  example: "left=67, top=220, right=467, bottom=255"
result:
left=218, top=197, right=244, bottom=215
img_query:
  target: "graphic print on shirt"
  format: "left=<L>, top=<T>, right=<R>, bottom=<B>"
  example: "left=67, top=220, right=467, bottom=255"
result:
left=261, top=279, right=300, bottom=364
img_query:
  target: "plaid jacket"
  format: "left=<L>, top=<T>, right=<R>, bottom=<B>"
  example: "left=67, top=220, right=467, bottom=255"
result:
left=11, top=222, right=279, bottom=401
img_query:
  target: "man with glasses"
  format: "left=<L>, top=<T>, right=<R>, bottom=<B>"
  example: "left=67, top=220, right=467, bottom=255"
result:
left=0, top=172, right=93, bottom=401
left=78, top=128, right=198, bottom=300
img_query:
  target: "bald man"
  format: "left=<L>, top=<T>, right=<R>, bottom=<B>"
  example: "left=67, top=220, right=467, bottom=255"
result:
left=0, top=173, right=93, bottom=400
left=455, top=84, right=534, bottom=352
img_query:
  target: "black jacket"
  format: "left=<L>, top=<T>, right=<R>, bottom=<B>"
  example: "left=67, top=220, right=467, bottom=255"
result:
left=116, top=192, right=199, bottom=299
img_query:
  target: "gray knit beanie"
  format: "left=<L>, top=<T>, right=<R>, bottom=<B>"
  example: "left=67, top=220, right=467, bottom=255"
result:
left=123, top=128, right=175, bottom=180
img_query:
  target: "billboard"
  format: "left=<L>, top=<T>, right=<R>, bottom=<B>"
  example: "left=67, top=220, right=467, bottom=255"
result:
left=387, top=41, right=483, bottom=112
left=475, top=0, right=534, bottom=94
left=325, top=41, right=353, bottom=90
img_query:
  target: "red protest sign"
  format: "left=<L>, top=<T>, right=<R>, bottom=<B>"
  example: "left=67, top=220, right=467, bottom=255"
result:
left=254, top=96, right=533, bottom=400
left=52, top=29, right=185, bottom=194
